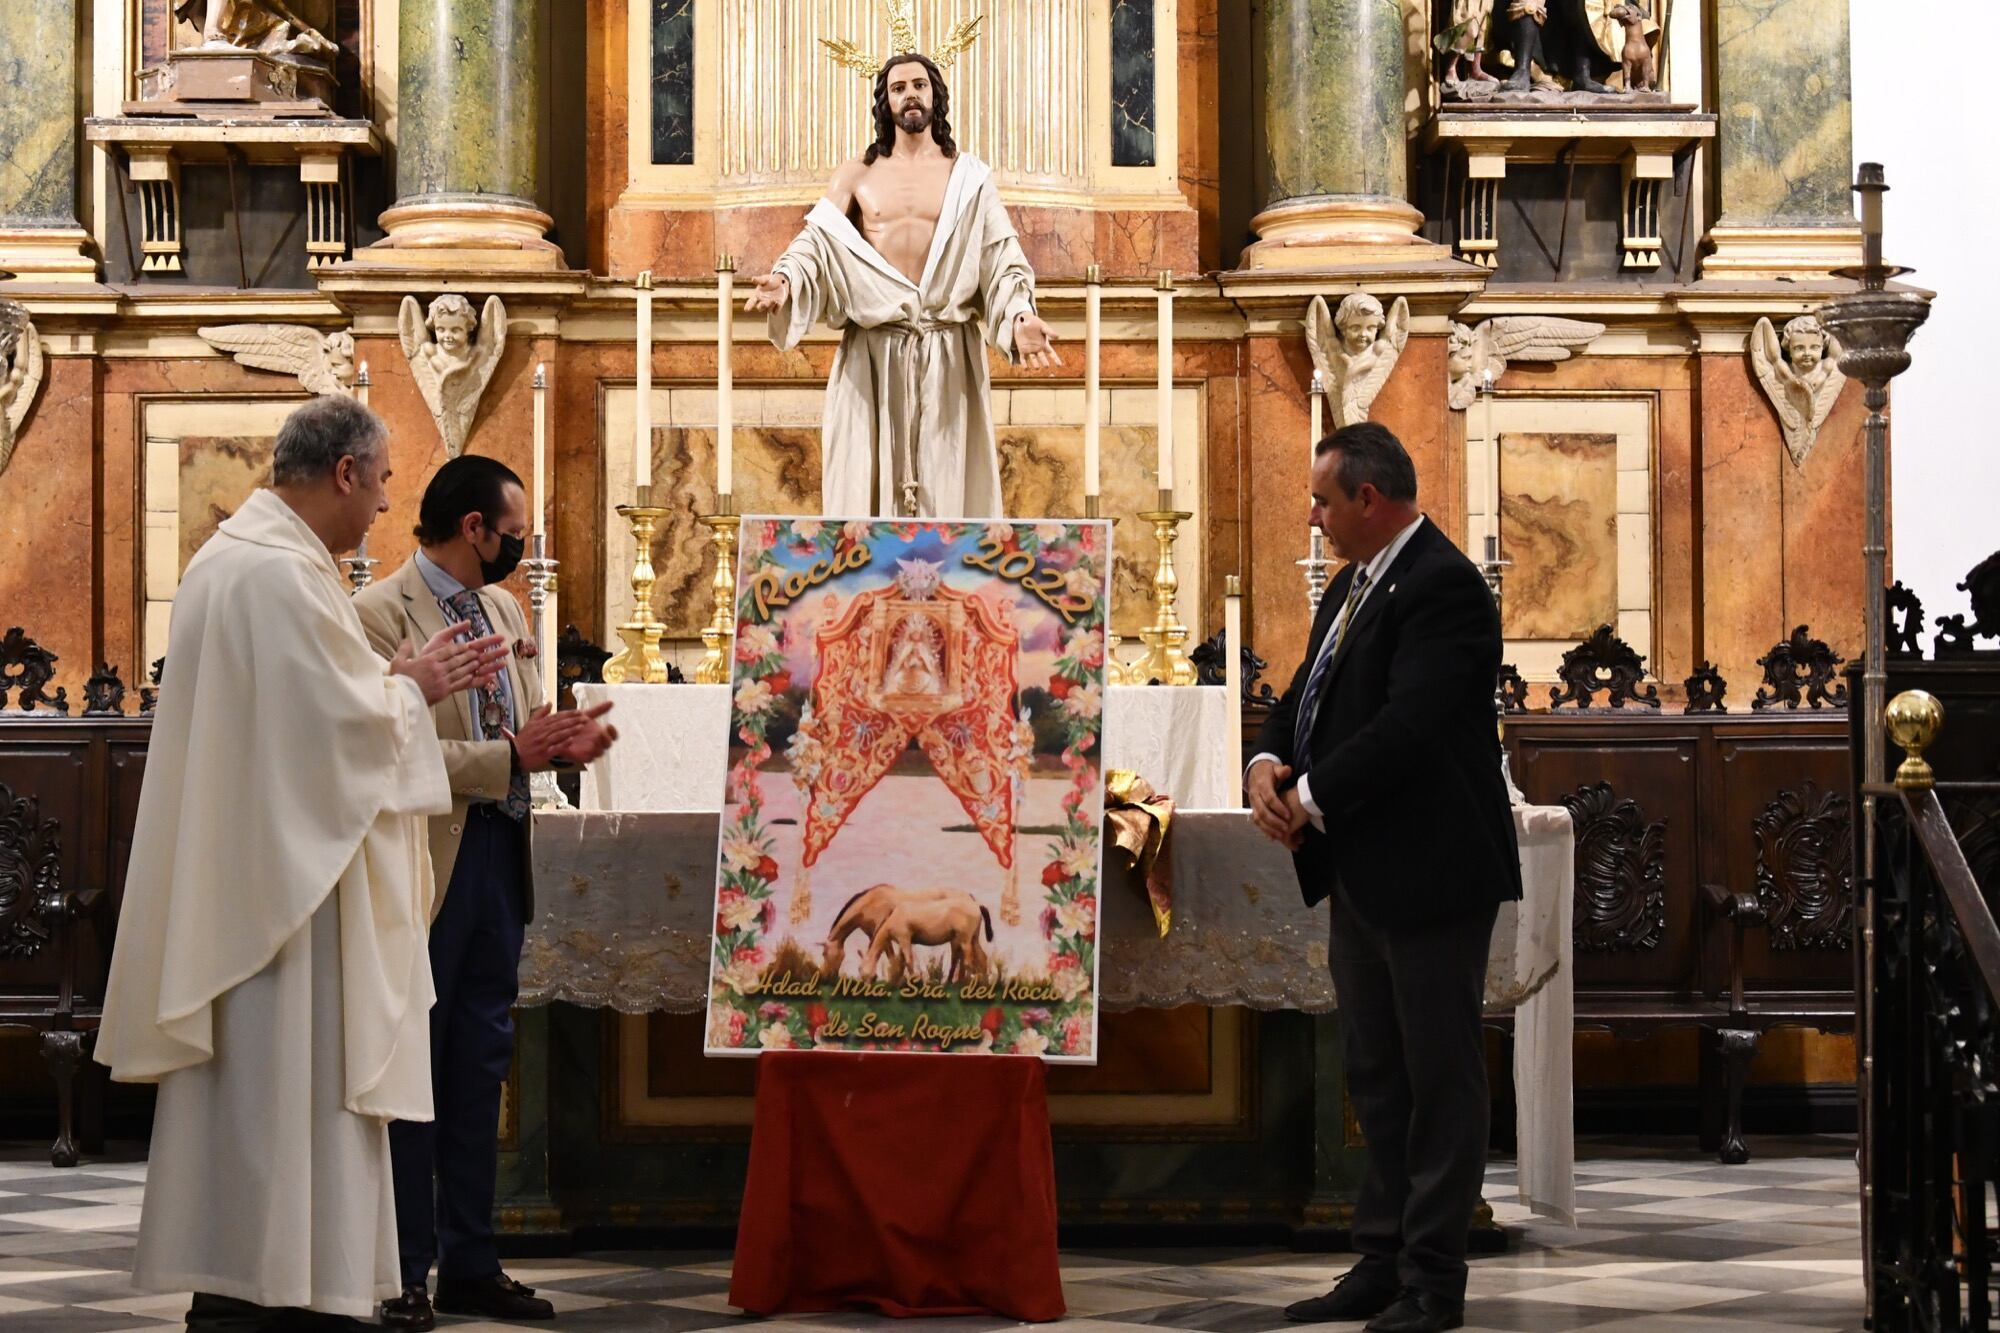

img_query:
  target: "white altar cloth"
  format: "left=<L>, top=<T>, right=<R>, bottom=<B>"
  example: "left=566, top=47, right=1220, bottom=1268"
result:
left=519, top=801, right=1574, bottom=1224
left=573, top=682, right=1240, bottom=811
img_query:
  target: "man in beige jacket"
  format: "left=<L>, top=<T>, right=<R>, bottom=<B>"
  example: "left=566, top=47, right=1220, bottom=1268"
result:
left=354, top=455, right=614, bottom=1330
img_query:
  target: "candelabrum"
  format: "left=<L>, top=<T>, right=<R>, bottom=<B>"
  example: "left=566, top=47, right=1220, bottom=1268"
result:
left=603, top=487, right=671, bottom=684
left=1816, top=163, right=1931, bottom=1318
left=341, top=548, right=378, bottom=594
left=522, top=532, right=570, bottom=808
left=1129, top=497, right=1197, bottom=686
left=694, top=501, right=742, bottom=686
left=1297, top=372, right=1332, bottom=614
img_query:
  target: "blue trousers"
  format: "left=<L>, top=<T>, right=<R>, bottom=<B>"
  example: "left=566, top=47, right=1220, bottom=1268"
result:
left=389, top=805, right=525, bottom=1290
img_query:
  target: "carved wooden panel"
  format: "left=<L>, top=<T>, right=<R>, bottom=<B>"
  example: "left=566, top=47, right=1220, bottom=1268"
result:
left=0, top=782, right=60, bottom=960
left=1753, top=780, right=1853, bottom=951
left=1560, top=781, right=1667, bottom=953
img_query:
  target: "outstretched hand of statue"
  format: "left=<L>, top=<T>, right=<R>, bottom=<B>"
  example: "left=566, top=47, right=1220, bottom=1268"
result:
left=1015, top=311, right=1060, bottom=370
left=744, top=273, right=790, bottom=314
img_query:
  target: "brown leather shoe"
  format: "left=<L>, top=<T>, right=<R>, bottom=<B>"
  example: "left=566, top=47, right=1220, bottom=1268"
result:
left=434, top=1272, right=555, bottom=1321
left=378, top=1286, right=435, bottom=1332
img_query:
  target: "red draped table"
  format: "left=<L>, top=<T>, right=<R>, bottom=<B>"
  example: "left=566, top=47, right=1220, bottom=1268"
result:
left=728, top=1051, right=1066, bottom=1321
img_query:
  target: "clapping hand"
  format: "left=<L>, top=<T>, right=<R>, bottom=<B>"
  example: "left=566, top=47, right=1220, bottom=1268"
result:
left=744, top=273, right=790, bottom=314
left=505, top=702, right=619, bottom=772
left=391, top=622, right=511, bottom=707
left=1015, top=312, right=1061, bottom=370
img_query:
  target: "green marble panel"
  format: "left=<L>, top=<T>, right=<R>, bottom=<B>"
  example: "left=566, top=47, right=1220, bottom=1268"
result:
left=1262, top=0, right=1406, bottom=207
left=0, top=0, right=80, bottom=226
left=1714, top=0, right=1853, bottom=224
left=397, top=0, right=543, bottom=206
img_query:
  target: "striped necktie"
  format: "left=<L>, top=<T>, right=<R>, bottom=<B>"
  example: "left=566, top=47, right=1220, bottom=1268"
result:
left=442, top=589, right=532, bottom=821
left=1292, top=567, right=1372, bottom=766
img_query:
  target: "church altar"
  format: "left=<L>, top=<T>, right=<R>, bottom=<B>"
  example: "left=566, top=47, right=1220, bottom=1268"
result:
left=572, top=682, right=1241, bottom=811
left=519, top=804, right=1577, bottom=1224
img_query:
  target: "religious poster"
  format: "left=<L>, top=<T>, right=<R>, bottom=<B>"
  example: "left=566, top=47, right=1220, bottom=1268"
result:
left=704, top=518, right=1112, bottom=1062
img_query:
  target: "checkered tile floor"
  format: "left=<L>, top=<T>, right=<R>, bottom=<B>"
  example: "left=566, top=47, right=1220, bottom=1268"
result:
left=0, top=1136, right=1862, bottom=1331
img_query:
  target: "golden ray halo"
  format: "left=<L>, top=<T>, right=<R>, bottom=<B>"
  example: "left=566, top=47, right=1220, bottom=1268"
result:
left=819, top=0, right=985, bottom=78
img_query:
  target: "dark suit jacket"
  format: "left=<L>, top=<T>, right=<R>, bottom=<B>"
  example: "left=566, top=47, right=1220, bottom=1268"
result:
left=1254, top=516, right=1522, bottom=930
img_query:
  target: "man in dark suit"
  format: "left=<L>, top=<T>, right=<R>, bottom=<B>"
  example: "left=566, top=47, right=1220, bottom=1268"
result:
left=355, top=456, right=616, bottom=1330
left=1247, top=422, right=1521, bottom=1333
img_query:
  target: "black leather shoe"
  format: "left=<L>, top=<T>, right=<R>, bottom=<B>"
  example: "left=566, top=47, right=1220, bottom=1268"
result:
left=1365, top=1288, right=1465, bottom=1333
left=378, top=1286, right=435, bottom=1332
left=434, top=1272, right=555, bottom=1321
left=1283, top=1268, right=1401, bottom=1322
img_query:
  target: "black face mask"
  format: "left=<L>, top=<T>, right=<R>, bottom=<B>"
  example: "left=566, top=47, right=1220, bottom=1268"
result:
left=479, top=528, right=525, bottom=585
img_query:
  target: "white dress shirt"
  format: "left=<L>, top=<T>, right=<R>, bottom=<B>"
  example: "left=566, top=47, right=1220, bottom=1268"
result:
left=1248, top=513, right=1427, bottom=833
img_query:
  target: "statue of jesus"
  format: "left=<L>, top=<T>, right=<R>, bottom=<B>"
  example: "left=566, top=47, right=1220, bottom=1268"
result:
left=745, top=51, right=1061, bottom=520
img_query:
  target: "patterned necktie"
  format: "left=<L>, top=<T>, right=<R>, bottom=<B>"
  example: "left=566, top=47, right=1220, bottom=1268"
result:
left=441, top=589, right=531, bottom=821
left=1292, top=567, right=1372, bottom=767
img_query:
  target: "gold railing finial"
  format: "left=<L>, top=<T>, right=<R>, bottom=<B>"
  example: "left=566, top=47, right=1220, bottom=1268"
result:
left=1887, top=689, right=1944, bottom=790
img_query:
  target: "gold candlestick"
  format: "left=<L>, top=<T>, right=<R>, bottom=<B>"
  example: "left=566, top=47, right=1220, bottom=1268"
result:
left=1130, top=508, right=1197, bottom=685
left=604, top=487, right=670, bottom=685
left=694, top=500, right=742, bottom=686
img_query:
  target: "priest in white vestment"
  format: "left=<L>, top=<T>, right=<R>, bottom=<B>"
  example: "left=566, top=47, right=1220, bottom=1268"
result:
left=750, top=51, right=1059, bottom=520
left=96, top=395, right=510, bottom=1330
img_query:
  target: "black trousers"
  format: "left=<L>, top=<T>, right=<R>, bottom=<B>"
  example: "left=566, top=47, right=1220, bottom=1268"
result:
left=389, top=805, right=526, bottom=1290
left=1329, top=887, right=1498, bottom=1301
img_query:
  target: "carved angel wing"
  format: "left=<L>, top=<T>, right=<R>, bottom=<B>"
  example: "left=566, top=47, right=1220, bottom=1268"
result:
left=1304, top=295, right=1336, bottom=391
left=1483, top=315, right=1604, bottom=364
left=7, top=324, right=42, bottom=436
left=1748, top=316, right=1812, bottom=459
left=932, top=16, right=985, bottom=68
left=199, top=322, right=325, bottom=379
left=1382, top=296, right=1410, bottom=355
left=397, top=295, right=427, bottom=364
left=1749, top=317, right=1790, bottom=397
left=473, top=296, right=507, bottom=380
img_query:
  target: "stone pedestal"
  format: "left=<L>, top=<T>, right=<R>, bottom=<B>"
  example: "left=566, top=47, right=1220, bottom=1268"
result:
left=1704, top=0, right=1861, bottom=278
left=1242, top=0, right=1448, bottom=270
left=0, top=0, right=95, bottom=280
left=351, top=0, right=561, bottom=271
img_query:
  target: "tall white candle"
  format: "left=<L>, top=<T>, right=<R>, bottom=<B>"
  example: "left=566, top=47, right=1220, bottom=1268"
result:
left=1482, top=368, right=1499, bottom=560
left=635, top=271, right=654, bottom=491
left=1085, top=264, right=1102, bottom=501
left=531, top=363, right=547, bottom=536
left=1156, top=271, right=1174, bottom=498
left=1309, top=369, right=1323, bottom=449
left=1224, top=574, right=1243, bottom=792
left=354, top=362, right=371, bottom=558
left=542, top=584, right=559, bottom=703
left=717, top=256, right=735, bottom=500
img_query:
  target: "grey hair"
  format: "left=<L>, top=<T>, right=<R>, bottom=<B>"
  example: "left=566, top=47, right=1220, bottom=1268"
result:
left=1315, top=421, right=1419, bottom=503
left=271, top=395, right=388, bottom=487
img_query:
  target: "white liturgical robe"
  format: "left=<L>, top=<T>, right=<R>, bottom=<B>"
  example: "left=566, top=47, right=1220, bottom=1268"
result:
left=766, top=152, right=1037, bottom=519
left=96, top=487, right=449, bottom=1317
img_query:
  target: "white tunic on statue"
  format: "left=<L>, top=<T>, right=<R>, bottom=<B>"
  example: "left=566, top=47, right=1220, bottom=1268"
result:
left=766, top=152, right=1038, bottom=519
left=95, top=488, right=449, bottom=1317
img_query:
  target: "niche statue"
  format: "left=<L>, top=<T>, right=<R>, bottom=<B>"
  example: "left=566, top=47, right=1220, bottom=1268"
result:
left=173, top=0, right=337, bottom=62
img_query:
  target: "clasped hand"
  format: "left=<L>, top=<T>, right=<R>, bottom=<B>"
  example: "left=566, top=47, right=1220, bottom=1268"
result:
left=1246, top=758, right=1309, bottom=852
left=506, top=701, right=619, bottom=772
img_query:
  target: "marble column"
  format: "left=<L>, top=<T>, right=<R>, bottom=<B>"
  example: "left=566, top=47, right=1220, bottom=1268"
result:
left=1242, top=0, right=1447, bottom=270
left=356, top=0, right=561, bottom=269
left=1704, top=0, right=1859, bottom=278
left=0, top=0, right=96, bottom=280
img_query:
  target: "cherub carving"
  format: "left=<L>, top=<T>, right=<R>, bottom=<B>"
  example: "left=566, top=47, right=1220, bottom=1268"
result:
left=0, top=307, right=46, bottom=481
left=197, top=324, right=355, bottom=396
left=1750, top=315, right=1846, bottom=467
left=1446, top=316, right=1605, bottom=409
left=1306, top=293, right=1410, bottom=428
left=173, top=0, right=338, bottom=61
left=399, top=294, right=507, bottom=458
